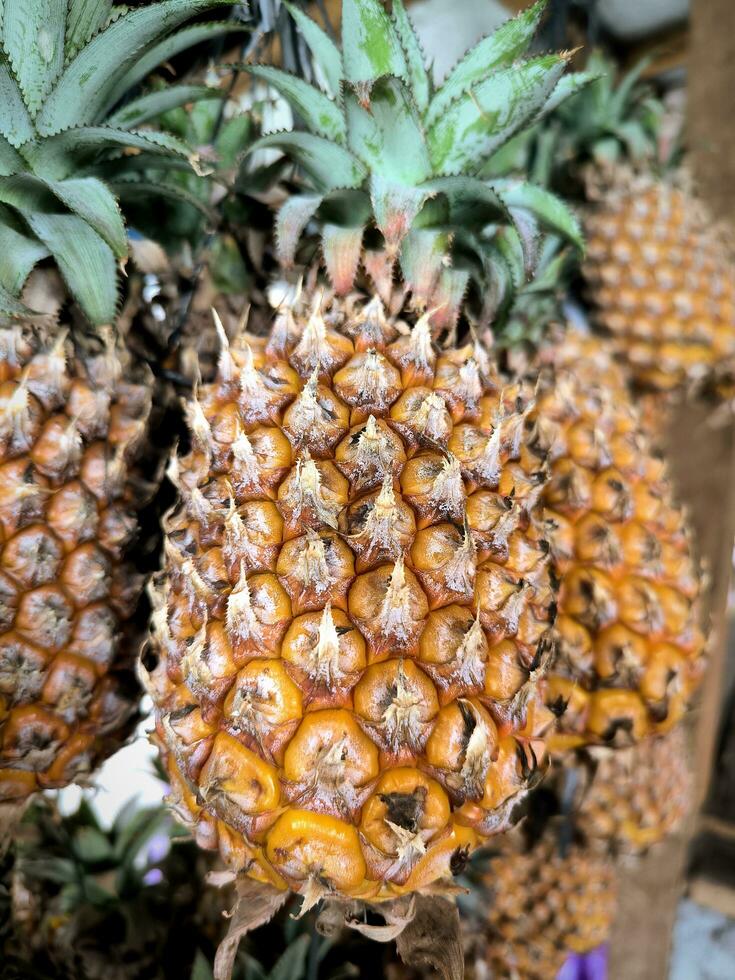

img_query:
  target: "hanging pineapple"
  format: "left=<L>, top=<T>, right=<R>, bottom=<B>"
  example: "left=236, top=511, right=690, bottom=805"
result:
left=464, top=785, right=617, bottom=980
left=535, top=335, right=705, bottom=748
left=144, top=0, right=593, bottom=912
left=554, top=54, right=735, bottom=394
left=0, top=0, right=240, bottom=804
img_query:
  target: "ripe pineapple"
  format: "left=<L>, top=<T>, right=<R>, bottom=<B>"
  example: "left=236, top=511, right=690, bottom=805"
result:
left=558, top=55, right=735, bottom=393
left=144, top=0, right=592, bottom=906
left=575, top=726, right=692, bottom=856
left=466, top=791, right=617, bottom=980
left=536, top=335, right=705, bottom=747
left=0, top=319, right=153, bottom=803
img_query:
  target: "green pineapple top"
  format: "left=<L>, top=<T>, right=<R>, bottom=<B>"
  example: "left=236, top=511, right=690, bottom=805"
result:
left=0, top=0, right=242, bottom=325
left=248, top=0, right=589, bottom=333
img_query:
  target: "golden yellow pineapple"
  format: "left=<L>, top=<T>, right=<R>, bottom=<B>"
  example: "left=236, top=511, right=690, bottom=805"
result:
left=535, top=336, right=705, bottom=747
left=0, top=321, right=153, bottom=803
left=148, top=298, right=556, bottom=905
left=144, top=0, right=588, bottom=909
left=469, top=813, right=617, bottom=980
left=558, top=55, right=735, bottom=393
left=576, top=726, right=692, bottom=855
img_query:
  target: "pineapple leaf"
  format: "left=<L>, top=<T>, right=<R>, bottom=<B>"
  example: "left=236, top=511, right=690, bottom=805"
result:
left=110, top=177, right=215, bottom=219
left=2, top=0, right=66, bottom=116
left=399, top=226, right=449, bottom=304
left=20, top=211, right=118, bottom=323
left=276, top=193, right=324, bottom=266
left=249, top=131, right=366, bottom=192
left=0, top=278, right=35, bottom=315
left=64, top=0, right=113, bottom=60
left=345, top=78, right=431, bottom=185
left=113, top=20, right=246, bottom=99
left=342, top=0, right=407, bottom=93
left=421, top=175, right=510, bottom=227
left=0, top=134, right=24, bottom=176
left=22, top=126, right=195, bottom=180
left=322, top=222, right=364, bottom=294
left=610, top=57, right=653, bottom=123
left=490, top=180, right=583, bottom=250
left=0, top=205, right=50, bottom=293
left=36, top=0, right=231, bottom=136
left=243, top=66, right=346, bottom=144
left=0, top=61, right=34, bottom=146
left=191, top=950, right=215, bottom=980
left=430, top=265, right=470, bottom=331
left=107, top=84, right=223, bottom=130
left=539, top=70, right=600, bottom=120
left=283, top=2, right=343, bottom=100
left=391, top=0, right=430, bottom=113
left=41, top=175, right=128, bottom=257
left=425, top=0, right=547, bottom=129
left=370, top=174, right=433, bottom=248
left=427, top=55, right=567, bottom=175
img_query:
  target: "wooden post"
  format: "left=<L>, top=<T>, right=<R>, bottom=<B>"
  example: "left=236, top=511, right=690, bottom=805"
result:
left=610, top=3, right=735, bottom=975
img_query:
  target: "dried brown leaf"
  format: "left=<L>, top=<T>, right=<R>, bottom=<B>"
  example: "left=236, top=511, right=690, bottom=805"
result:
left=395, top=895, right=464, bottom=980
left=213, top=875, right=289, bottom=980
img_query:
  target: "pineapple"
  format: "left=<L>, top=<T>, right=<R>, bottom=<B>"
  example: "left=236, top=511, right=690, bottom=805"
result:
left=0, top=316, right=155, bottom=804
left=144, top=0, right=590, bottom=908
left=466, top=789, right=617, bottom=980
left=0, top=0, right=241, bottom=803
left=556, top=55, right=735, bottom=394
left=535, top=335, right=705, bottom=747
left=574, top=726, right=692, bottom=856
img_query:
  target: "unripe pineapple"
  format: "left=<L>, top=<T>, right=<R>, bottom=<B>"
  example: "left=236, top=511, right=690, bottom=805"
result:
left=145, top=0, right=586, bottom=908
left=559, top=55, right=735, bottom=393
left=0, top=321, right=153, bottom=803
left=535, top=335, right=705, bottom=747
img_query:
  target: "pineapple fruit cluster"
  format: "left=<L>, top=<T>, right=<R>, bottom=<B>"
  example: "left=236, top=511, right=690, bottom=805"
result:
left=148, top=296, right=556, bottom=904
left=0, top=324, right=151, bottom=802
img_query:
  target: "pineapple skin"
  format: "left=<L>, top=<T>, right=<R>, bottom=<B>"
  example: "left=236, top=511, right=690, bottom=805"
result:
left=536, top=336, right=704, bottom=748
left=471, top=827, right=617, bottom=980
left=583, top=169, right=735, bottom=393
left=147, top=296, right=558, bottom=904
left=0, top=325, right=152, bottom=802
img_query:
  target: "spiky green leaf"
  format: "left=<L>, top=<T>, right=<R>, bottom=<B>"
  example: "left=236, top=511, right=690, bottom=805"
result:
left=421, top=175, right=510, bottom=228
left=399, top=226, right=449, bottom=304
left=249, top=132, right=366, bottom=193
left=268, top=934, right=311, bottom=980
left=16, top=211, right=118, bottom=323
left=110, top=178, right=214, bottom=219
left=3, top=0, right=66, bottom=115
left=392, top=0, right=430, bottom=112
left=36, top=0, right=231, bottom=136
left=426, top=0, right=547, bottom=128
left=0, top=62, right=35, bottom=146
left=22, top=127, right=195, bottom=180
left=0, top=134, right=24, bottom=176
left=191, top=951, right=215, bottom=980
left=0, top=205, right=49, bottom=293
left=243, top=66, right=345, bottom=143
left=491, top=180, right=583, bottom=250
left=42, top=176, right=128, bottom=257
left=342, top=0, right=407, bottom=92
left=427, top=55, right=567, bottom=175
left=370, top=174, right=432, bottom=247
left=64, top=0, right=113, bottom=59
left=345, top=78, right=431, bottom=185
left=539, top=70, right=599, bottom=119
left=276, top=194, right=323, bottom=266
left=107, top=84, right=223, bottom=130
left=283, top=2, right=343, bottom=99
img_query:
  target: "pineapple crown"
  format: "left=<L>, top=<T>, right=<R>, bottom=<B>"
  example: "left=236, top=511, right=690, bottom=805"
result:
left=0, top=0, right=242, bottom=325
left=246, top=0, right=589, bottom=332
left=553, top=51, right=669, bottom=170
